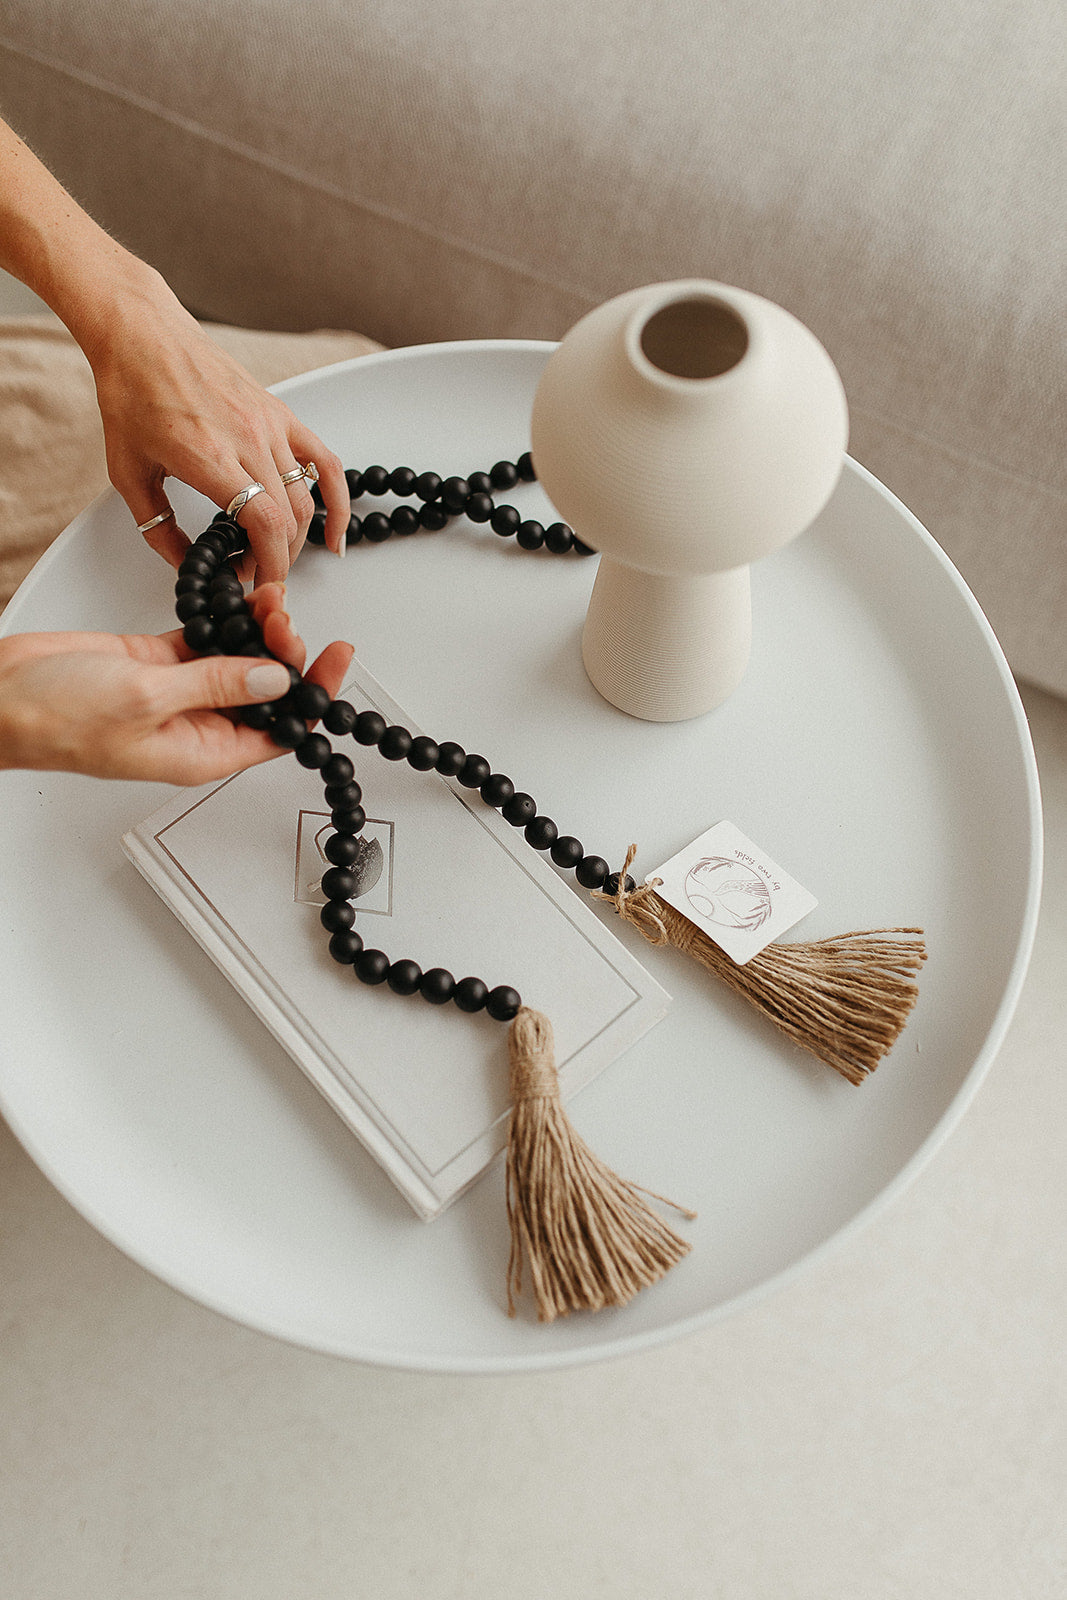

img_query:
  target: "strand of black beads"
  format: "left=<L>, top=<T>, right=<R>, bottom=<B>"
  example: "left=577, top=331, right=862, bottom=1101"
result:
left=306, top=741, right=522, bottom=1023
left=304, top=453, right=595, bottom=557
left=320, top=690, right=636, bottom=902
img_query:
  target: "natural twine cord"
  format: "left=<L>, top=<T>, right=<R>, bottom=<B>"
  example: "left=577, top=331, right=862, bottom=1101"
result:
left=505, top=1007, right=694, bottom=1322
left=594, top=846, right=927, bottom=1086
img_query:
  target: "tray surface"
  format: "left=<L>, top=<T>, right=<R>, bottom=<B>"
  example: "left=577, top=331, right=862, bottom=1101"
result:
left=0, top=341, right=1041, bottom=1372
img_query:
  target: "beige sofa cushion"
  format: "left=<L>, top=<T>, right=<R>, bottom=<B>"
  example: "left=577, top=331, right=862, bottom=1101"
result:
left=0, top=1, right=1064, bottom=689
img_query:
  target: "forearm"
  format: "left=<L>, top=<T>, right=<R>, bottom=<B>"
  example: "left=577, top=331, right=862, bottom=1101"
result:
left=0, top=115, right=174, bottom=355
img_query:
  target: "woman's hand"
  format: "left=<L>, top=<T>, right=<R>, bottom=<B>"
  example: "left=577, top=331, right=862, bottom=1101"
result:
left=0, top=585, right=354, bottom=784
left=82, top=265, right=351, bottom=583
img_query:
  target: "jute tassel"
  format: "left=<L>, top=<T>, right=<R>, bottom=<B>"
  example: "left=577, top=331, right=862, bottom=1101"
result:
left=596, top=846, right=927, bottom=1087
left=505, top=1007, right=695, bottom=1321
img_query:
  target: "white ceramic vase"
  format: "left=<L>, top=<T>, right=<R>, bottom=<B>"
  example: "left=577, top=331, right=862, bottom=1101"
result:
left=530, top=280, right=849, bottom=721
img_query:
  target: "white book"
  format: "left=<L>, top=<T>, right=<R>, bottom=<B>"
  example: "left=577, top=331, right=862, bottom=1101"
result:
left=122, top=656, right=670, bottom=1218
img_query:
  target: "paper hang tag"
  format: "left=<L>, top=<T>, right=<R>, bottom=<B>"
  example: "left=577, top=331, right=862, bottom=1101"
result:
left=648, top=821, right=818, bottom=966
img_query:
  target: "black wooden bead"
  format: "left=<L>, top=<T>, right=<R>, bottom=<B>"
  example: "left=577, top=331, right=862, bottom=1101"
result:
left=307, top=511, right=328, bottom=546
left=387, top=959, right=422, bottom=996
left=239, top=701, right=275, bottom=731
left=311, top=479, right=325, bottom=507
left=440, top=476, right=470, bottom=513
left=573, top=537, right=597, bottom=556
left=354, top=711, right=387, bottom=746
left=419, top=502, right=449, bottom=531
left=289, top=680, right=332, bottom=720
left=362, top=512, right=392, bottom=542
left=502, top=792, right=537, bottom=827
left=344, top=467, right=364, bottom=498
left=550, top=835, right=584, bottom=869
left=486, top=985, right=522, bottom=1022
left=175, top=574, right=210, bottom=596
left=516, top=451, right=536, bottom=482
left=269, top=711, right=308, bottom=749
left=196, top=531, right=230, bottom=558
left=419, top=967, right=455, bottom=1004
left=355, top=948, right=390, bottom=984
left=322, top=752, right=355, bottom=787
left=320, top=899, right=355, bottom=933
left=324, top=831, right=362, bottom=866
left=407, top=736, right=440, bottom=771
left=362, top=465, right=390, bottom=495
left=219, top=613, right=258, bottom=650
left=467, top=471, right=492, bottom=495
left=208, top=587, right=246, bottom=620
left=346, top=514, right=363, bottom=545
left=295, top=733, right=332, bottom=769
left=435, top=741, right=466, bottom=777
left=414, top=470, right=442, bottom=502
left=330, top=805, right=366, bottom=835
left=182, top=616, right=218, bottom=652
left=575, top=854, right=609, bottom=889
left=489, top=460, right=519, bottom=490
left=603, top=872, right=637, bottom=897
left=321, top=866, right=356, bottom=900
left=524, top=815, right=558, bottom=850
left=324, top=780, right=362, bottom=808
left=490, top=504, right=520, bottom=537
left=544, top=522, right=575, bottom=554
left=379, top=725, right=413, bottom=761
left=516, top=519, right=545, bottom=551
left=458, top=754, right=491, bottom=789
left=323, top=698, right=358, bottom=736
left=238, top=640, right=269, bottom=657
left=175, top=591, right=209, bottom=622
left=388, top=466, right=417, bottom=495
left=479, top=772, right=515, bottom=808
left=329, top=929, right=365, bottom=965
left=209, top=566, right=243, bottom=592
left=453, top=976, right=489, bottom=1013
left=179, top=554, right=215, bottom=581
left=465, top=492, right=494, bottom=523
left=389, top=505, right=421, bottom=535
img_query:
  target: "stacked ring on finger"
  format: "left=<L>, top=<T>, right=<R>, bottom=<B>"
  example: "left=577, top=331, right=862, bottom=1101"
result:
left=279, top=461, right=319, bottom=488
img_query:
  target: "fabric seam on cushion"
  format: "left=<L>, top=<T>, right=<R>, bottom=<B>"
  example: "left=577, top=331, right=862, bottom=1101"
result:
left=0, top=37, right=601, bottom=312
left=851, top=402, right=1067, bottom=505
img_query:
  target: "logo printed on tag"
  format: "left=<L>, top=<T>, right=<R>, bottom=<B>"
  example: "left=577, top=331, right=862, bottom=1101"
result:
left=649, top=821, right=817, bottom=965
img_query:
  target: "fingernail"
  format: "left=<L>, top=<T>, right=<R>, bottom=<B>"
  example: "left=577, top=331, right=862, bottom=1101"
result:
left=337, top=529, right=347, bottom=559
left=245, top=662, right=292, bottom=700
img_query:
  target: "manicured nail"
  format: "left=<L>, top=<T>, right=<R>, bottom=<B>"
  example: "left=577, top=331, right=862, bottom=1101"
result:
left=245, top=662, right=292, bottom=700
left=337, top=528, right=347, bottom=558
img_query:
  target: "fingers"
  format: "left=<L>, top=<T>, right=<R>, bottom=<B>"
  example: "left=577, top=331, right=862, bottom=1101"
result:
left=145, top=654, right=294, bottom=720
left=115, top=469, right=191, bottom=568
left=304, top=640, right=355, bottom=701
left=289, top=422, right=348, bottom=556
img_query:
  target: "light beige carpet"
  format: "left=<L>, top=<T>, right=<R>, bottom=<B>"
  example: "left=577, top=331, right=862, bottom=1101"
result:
left=0, top=314, right=381, bottom=612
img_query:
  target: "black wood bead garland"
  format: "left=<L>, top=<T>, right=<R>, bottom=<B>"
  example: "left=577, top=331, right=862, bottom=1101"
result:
left=176, top=454, right=692, bottom=1323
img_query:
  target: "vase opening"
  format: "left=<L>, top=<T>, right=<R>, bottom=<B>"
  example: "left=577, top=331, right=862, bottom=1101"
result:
left=638, top=296, right=749, bottom=380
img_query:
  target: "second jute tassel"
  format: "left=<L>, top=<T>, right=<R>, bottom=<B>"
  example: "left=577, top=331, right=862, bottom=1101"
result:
left=505, top=1007, right=694, bottom=1322
left=597, top=846, right=927, bottom=1085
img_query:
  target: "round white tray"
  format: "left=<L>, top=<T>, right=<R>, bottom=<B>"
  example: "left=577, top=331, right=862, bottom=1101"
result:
left=0, top=342, right=1041, bottom=1373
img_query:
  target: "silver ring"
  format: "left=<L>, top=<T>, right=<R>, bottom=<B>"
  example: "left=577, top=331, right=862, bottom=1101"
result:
left=279, top=460, right=318, bottom=487
left=136, top=507, right=174, bottom=535
left=225, top=481, right=268, bottom=520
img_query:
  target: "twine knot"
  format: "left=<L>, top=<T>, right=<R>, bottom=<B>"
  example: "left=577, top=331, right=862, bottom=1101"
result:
left=591, top=842, right=671, bottom=945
